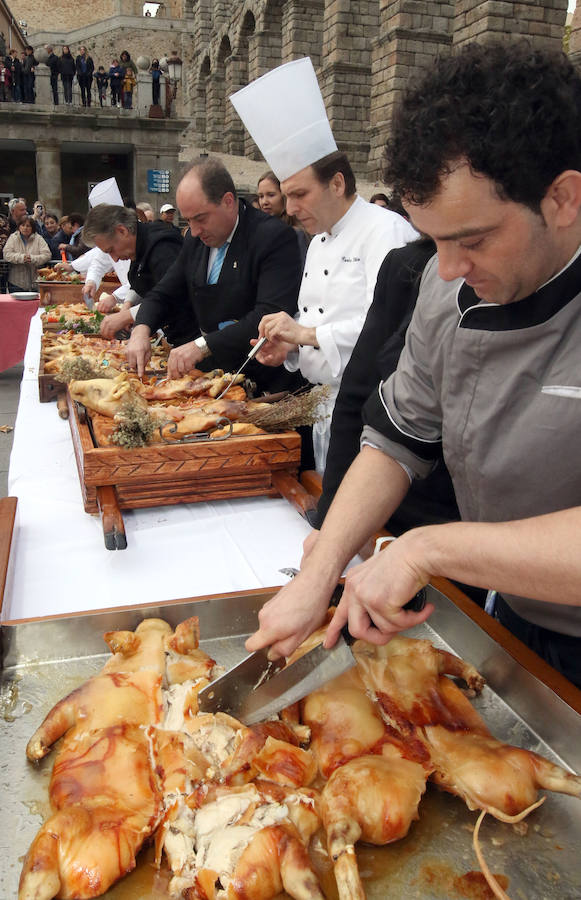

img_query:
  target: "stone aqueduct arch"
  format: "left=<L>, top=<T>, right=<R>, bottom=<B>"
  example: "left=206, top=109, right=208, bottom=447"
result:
left=182, top=0, right=568, bottom=176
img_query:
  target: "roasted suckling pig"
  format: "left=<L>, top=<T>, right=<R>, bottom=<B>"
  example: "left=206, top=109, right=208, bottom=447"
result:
left=20, top=619, right=581, bottom=900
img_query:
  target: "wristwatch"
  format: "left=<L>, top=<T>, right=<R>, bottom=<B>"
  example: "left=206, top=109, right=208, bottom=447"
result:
left=194, top=336, right=211, bottom=359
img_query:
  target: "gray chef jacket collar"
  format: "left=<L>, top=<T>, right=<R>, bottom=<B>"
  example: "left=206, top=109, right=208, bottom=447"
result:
left=457, top=245, right=581, bottom=331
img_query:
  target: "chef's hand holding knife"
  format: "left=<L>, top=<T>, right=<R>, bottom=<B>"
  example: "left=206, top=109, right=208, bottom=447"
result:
left=324, top=533, right=434, bottom=649
left=246, top=531, right=434, bottom=660
left=251, top=310, right=318, bottom=367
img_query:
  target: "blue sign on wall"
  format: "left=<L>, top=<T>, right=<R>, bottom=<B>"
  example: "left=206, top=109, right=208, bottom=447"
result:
left=147, top=169, right=171, bottom=193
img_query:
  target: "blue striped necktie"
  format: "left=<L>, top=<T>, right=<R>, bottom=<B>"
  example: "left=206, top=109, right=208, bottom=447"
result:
left=208, top=242, right=228, bottom=284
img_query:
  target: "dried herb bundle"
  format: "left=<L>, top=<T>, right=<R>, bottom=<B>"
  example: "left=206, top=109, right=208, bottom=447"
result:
left=111, top=399, right=158, bottom=449
left=56, top=358, right=107, bottom=383
left=240, top=385, right=330, bottom=431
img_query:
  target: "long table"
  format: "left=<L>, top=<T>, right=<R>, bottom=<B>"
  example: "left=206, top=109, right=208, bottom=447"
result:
left=4, top=312, right=314, bottom=620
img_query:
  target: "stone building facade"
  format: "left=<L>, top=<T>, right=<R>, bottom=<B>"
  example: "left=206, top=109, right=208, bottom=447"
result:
left=184, top=0, right=568, bottom=177
left=7, top=0, right=182, bottom=33
left=8, top=0, right=570, bottom=186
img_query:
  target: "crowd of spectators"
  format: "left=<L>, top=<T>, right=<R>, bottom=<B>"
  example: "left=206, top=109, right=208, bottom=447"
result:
left=0, top=195, right=175, bottom=293
left=1, top=45, right=161, bottom=109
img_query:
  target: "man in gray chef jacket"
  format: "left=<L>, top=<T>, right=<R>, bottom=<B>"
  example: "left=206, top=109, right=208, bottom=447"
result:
left=245, top=42, right=581, bottom=688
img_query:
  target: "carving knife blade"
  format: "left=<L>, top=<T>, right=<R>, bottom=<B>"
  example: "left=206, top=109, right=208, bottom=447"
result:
left=215, top=336, right=267, bottom=399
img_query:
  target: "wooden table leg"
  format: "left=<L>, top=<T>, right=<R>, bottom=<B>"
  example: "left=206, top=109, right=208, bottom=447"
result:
left=271, top=471, right=318, bottom=525
left=96, top=485, right=127, bottom=550
left=56, top=394, right=69, bottom=419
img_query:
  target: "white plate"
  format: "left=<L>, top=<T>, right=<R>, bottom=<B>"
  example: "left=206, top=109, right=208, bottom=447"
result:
left=11, top=292, right=40, bottom=301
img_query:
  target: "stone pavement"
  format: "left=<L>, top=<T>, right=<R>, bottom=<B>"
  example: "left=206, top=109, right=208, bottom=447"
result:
left=0, top=363, right=22, bottom=499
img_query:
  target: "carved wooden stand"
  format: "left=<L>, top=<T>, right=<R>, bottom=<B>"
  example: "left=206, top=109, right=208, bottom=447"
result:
left=67, top=391, right=316, bottom=551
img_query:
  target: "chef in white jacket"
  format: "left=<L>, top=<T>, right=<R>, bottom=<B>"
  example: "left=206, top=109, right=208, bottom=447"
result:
left=58, top=246, right=131, bottom=306
left=231, top=59, right=416, bottom=471
left=55, top=178, right=132, bottom=309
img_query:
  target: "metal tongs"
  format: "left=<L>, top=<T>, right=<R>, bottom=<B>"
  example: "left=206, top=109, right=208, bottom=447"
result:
left=215, top=337, right=268, bottom=400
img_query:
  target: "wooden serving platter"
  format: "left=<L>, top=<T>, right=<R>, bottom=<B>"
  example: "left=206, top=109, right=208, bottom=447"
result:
left=36, top=281, right=85, bottom=305
left=67, top=390, right=306, bottom=549
left=38, top=353, right=65, bottom=402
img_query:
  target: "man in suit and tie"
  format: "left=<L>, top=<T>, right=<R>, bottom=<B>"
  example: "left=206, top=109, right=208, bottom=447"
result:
left=125, top=157, right=304, bottom=394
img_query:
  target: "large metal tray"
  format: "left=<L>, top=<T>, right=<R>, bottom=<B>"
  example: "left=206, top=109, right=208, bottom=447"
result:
left=2, top=586, right=580, bottom=899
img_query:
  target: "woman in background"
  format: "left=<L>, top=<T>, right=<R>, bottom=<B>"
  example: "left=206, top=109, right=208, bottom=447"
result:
left=119, top=50, right=137, bottom=74
left=257, top=170, right=310, bottom=263
left=3, top=215, right=51, bottom=292
left=41, top=213, right=61, bottom=258
left=257, top=172, right=286, bottom=219
left=59, top=46, right=75, bottom=105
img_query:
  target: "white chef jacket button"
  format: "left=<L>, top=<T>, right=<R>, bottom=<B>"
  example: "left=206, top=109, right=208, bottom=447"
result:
left=303, top=306, right=308, bottom=312
left=324, top=269, right=329, bottom=275
left=321, top=236, right=326, bottom=242
left=318, top=307, right=324, bottom=314
left=304, top=271, right=308, bottom=278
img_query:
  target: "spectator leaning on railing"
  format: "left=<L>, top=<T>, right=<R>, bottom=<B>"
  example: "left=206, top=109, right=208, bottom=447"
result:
left=75, top=45, right=95, bottom=108
left=151, top=58, right=161, bottom=105
left=59, top=46, right=75, bottom=106
left=45, top=45, right=60, bottom=104
left=109, top=58, right=123, bottom=108
left=95, top=66, right=108, bottom=106
left=7, top=49, right=22, bottom=102
left=21, top=46, right=37, bottom=105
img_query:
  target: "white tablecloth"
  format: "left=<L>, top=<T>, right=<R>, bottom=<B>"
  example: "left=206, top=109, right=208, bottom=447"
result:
left=4, top=313, right=315, bottom=620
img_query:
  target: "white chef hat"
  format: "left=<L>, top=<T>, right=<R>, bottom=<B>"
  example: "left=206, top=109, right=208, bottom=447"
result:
left=88, top=177, right=123, bottom=208
left=230, top=57, right=337, bottom=182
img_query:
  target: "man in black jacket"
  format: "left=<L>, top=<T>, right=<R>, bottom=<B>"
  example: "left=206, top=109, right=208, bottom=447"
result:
left=82, top=204, right=184, bottom=339
left=21, top=46, right=36, bottom=104
left=125, top=158, right=304, bottom=394
left=7, top=48, right=22, bottom=102
left=45, top=45, right=60, bottom=104
left=75, top=46, right=94, bottom=107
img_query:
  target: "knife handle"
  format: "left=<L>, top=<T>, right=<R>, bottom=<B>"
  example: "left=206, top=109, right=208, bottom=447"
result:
left=330, top=583, right=427, bottom=646
left=247, top=335, right=268, bottom=360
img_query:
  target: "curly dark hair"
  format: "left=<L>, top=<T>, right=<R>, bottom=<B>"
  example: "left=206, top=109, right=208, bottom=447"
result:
left=384, top=41, right=581, bottom=212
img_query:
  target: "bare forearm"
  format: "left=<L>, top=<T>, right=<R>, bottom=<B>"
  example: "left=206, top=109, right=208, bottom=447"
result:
left=421, top=508, right=581, bottom=606
left=303, top=446, right=410, bottom=584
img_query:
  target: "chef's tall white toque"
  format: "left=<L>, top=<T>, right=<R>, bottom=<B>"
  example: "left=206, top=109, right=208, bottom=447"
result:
left=230, top=57, right=337, bottom=182
left=88, top=177, right=124, bottom=208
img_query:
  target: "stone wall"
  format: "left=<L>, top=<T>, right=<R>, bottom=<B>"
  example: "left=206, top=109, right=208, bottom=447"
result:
left=453, top=0, right=567, bottom=47
left=18, top=0, right=570, bottom=179
left=569, top=3, right=581, bottom=62
left=11, top=0, right=118, bottom=33
left=7, top=0, right=183, bottom=33
left=182, top=0, right=568, bottom=178
left=0, top=5, right=27, bottom=55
